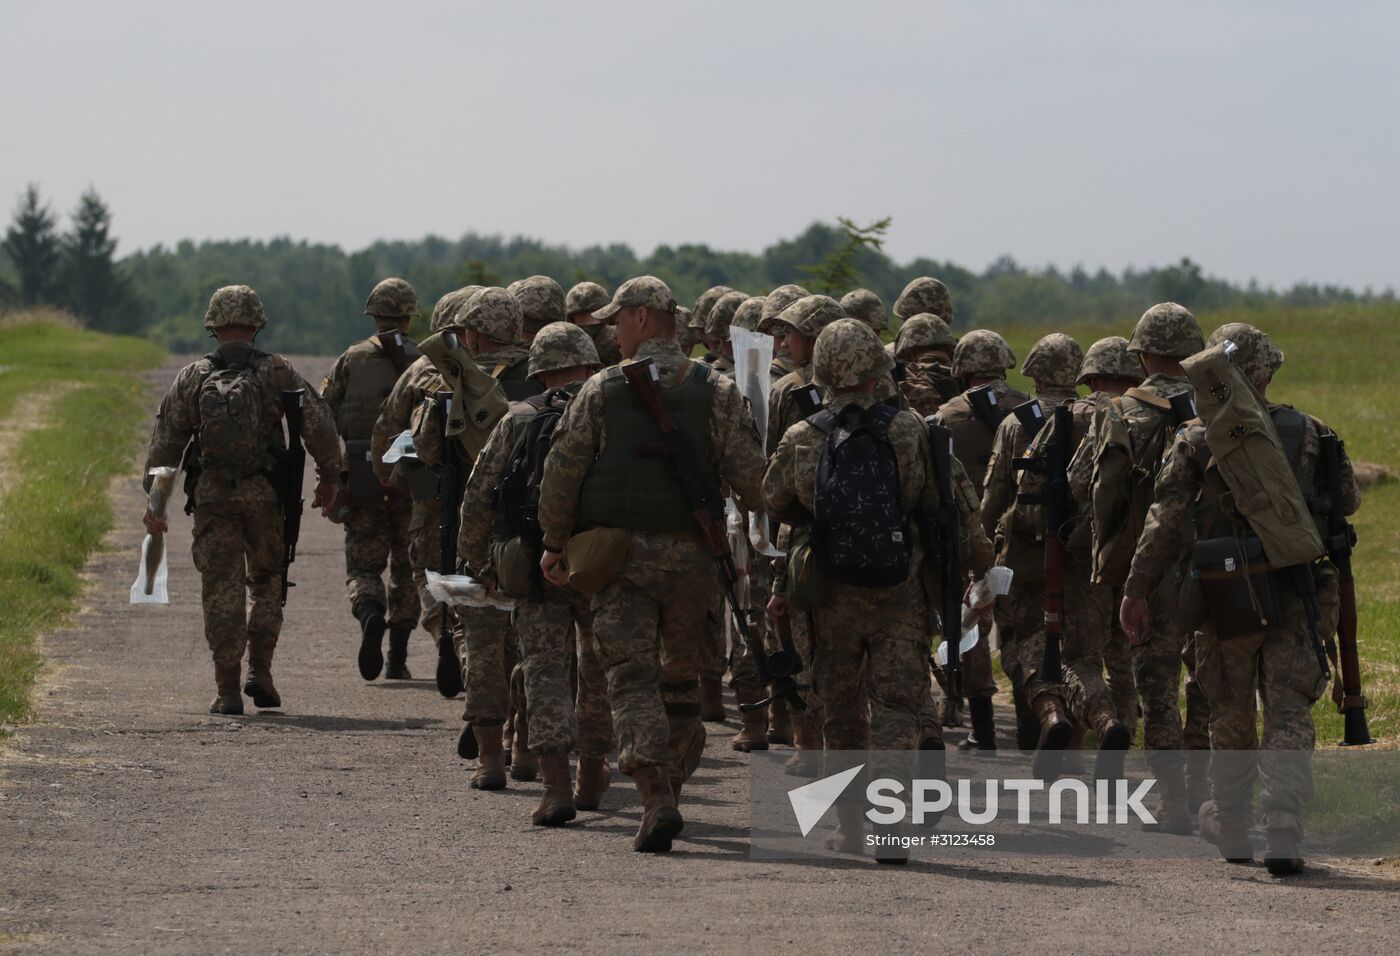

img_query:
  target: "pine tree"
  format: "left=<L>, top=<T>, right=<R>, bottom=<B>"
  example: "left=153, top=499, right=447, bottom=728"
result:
left=2, top=184, right=62, bottom=306
left=799, top=216, right=892, bottom=296
left=61, top=187, right=139, bottom=331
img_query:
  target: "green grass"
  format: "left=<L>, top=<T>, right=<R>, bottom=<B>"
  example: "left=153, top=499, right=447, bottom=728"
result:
left=1001, top=304, right=1400, bottom=747
left=0, top=314, right=165, bottom=732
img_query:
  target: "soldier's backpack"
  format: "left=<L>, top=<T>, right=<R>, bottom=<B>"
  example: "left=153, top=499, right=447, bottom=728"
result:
left=810, top=402, right=912, bottom=587
left=196, top=349, right=276, bottom=481
left=490, top=389, right=572, bottom=596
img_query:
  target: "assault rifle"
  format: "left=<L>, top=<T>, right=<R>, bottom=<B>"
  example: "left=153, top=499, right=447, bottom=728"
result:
left=275, top=389, right=307, bottom=606
left=966, top=383, right=1003, bottom=432
left=434, top=389, right=466, bottom=700
left=926, top=420, right=964, bottom=701
left=621, top=359, right=805, bottom=712
left=1321, top=433, right=1371, bottom=745
left=1013, top=402, right=1073, bottom=683
left=378, top=330, right=412, bottom=377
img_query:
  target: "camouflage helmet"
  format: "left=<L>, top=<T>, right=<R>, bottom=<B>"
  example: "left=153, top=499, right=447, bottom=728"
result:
left=507, top=275, right=566, bottom=331
left=1077, top=335, right=1144, bottom=386
left=1127, top=302, right=1205, bottom=359
left=527, top=321, right=602, bottom=378
left=893, top=313, right=957, bottom=360
left=429, top=286, right=481, bottom=333
left=204, top=284, right=267, bottom=331
left=1021, top=333, right=1085, bottom=388
left=757, top=283, right=811, bottom=334
left=813, top=319, right=895, bottom=389
left=456, top=287, right=523, bottom=343
left=951, top=329, right=1016, bottom=380
left=731, top=296, right=766, bottom=332
left=363, top=277, right=418, bottom=320
left=839, top=288, right=887, bottom=334
left=777, top=294, right=847, bottom=339
left=705, top=290, right=749, bottom=341
left=693, top=285, right=735, bottom=328
left=564, top=281, right=610, bottom=323
left=894, top=276, right=954, bottom=322
left=1207, top=322, right=1284, bottom=390
left=687, top=305, right=706, bottom=331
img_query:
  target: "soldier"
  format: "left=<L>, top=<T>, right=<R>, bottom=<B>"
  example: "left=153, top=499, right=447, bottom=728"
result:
left=1079, top=302, right=1204, bottom=834
left=931, top=330, right=1030, bottom=749
left=688, top=285, right=735, bottom=358
left=507, top=275, right=567, bottom=344
left=565, top=280, right=621, bottom=366
left=979, top=333, right=1084, bottom=770
left=460, top=284, right=533, bottom=400
left=321, top=278, right=423, bottom=681
left=893, top=314, right=961, bottom=417
left=889, top=276, right=956, bottom=356
left=763, top=319, right=944, bottom=861
left=458, top=322, right=612, bottom=825
left=756, top=284, right=810, bottom=382
left=537, top=276, right=766, bottom=853
left=1121, top=323, right=1358, bottom=874
left=701, top=290, right=750, bottom=376
left=142, top=285, right=342, bottom=714
left=839, top=288, right=888, bottom=336
left=767, top=295, right=850, bottom=456
left=730, top=295, right=767, bottom=334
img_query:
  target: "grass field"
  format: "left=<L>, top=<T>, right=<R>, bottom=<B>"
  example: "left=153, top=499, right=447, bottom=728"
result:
left=1001, top=303, right=1400, bottom=747
left=0, top=313, right=166, bottom=731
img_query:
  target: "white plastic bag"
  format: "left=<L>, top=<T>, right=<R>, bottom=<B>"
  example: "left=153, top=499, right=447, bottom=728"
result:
left=933, top=566, right=1014, bottom=666
left=131, top=466, right=178, bottom=605
left=424, top=570, right=515, bottom=612
left=381, top=430, right=417, bottom=465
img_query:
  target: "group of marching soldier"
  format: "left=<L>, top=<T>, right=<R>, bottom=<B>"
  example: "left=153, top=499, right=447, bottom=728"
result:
left=142, top=271, right=1365, bottom=874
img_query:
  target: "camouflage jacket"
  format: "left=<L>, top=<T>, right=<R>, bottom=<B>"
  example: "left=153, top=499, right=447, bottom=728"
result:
left=587, top=324, right=622, bottom=367
left=143, top=342, right=342, bottom=503
left=899, top=358, right=960, bottom=419
left=479, top=344, right=535, bottom=401
left=932, top=379, right=1032, bottom=494
left=981, top=385, right=1079, bottom=542
left=371, top=354, right=443, bottom=485
left=320, top=333, right=421, bottom=440
left=537, top=337, right=766, bottom=551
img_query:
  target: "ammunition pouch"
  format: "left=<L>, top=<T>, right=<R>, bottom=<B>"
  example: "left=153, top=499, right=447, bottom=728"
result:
left=403, top=462, right=439, bottom=502
left=562, top=527, right=633, bottom=597
left=490, top=536, right=539, bottom=599
left=344, top=439, right=383, bottom=505
left=781, top=525, right=829, bottom=611
left=1192, top=535, right=1283, bottom=640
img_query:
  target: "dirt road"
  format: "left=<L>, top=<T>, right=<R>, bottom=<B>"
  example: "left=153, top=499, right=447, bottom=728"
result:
left=2, top=357, right=1398, bottom=954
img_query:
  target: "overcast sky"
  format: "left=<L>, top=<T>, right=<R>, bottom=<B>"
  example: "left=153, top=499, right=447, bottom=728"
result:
left=4, top=0, right=1397, bottom=290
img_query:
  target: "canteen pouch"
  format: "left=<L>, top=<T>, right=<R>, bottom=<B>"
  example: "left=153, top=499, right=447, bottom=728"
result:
left=782, top=525, right=830, bottom=611
left=344, top=439, right=382, bottom=505
left=490, top=536, right=538, bottom=599
left=1193, top=535, right=1283, bottom=640
left=563, top=527, right=633, bottom=597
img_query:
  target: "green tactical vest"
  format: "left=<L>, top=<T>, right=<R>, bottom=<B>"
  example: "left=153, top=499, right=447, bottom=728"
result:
left=335, top=336, right=421, bottom=440
left=577, top=362, right=720, bottom=535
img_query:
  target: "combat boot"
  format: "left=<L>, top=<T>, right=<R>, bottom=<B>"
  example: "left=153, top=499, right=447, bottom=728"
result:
left=510, top=714, right=538, bottom=782
left=355, top=602, right=387, bottom=681
left=457, top=721, right=478, bottom=759
left=1013, top=687, right=1040, bottom=752
left=731, top=692, right=769, bottom=752
left=384, top=627, right=412, bottom=680
left=768, top=697, right=795, bottom=746
left=531, top=755, right=577, bottom=827
left=632, top=765, right=684, bottom=853
left=1140, top=768, right=1193, bottom=835
left=243, top=653, right=282, bottom=710
left=469, top=724, right=507, bottom=791
left=785, top=712, right=823, bottom=777
left=209, top=661, right=244, bottom=715
left=1030, top=694, right=1073, bottom=780
left=700, top=675, right=727, bottom=722
left=1092, top=703, right=1132, bottom=782
left=1186, top=748, right=1211, bottom=817
left=574, top=756, right=611, bottom=811
left=825, top=797, right=866, bottom=855
left=1264, top=828, right=1304, bottom=877
left=1061, top=723, right=1087, bottom=775
left=957, top=696, right=998, bottom=755
left=1198, top=800, right=1254, bottom=864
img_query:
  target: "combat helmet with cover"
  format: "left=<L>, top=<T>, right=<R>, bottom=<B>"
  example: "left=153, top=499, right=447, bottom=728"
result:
left=777, top=294, right=847, bottom=340
left=731, top=296, right=766, bottom=332
left=430, top=286, right=481, bottom=333
left=893, top=276, right=954, bottom=323
left=528, top=321, right=602, bottom=379
left=1077, top=336, right=1143, bottom=387
left=457, top=287, right=524, bottom=343
left=758, top=284, right=810, bottom=334
left=1128, top=302, right=1204, bottom=359
left=565, top=281, right=610, bottom=323
left=204, top=284, right=267, bottom=332
left=508, top=276, right=566, bottom=334
left=894, top=313, right=957, bottom=360
left=364, top=278, right=418, bottom=320
left=705, top=290, right=750, bottom=342
left=1206, top=322, right=1283, bottom=390
left=813, top=318, right=894, bottom=389
left=951, top=329, right=1016, bottom=380
left=839, top=288, right=887, bottom=334
left=1021, top=333, right=1084, bottom=388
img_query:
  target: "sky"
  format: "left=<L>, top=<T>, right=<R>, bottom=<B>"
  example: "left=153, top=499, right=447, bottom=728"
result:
left=3, top=0, right=1398, bottom=290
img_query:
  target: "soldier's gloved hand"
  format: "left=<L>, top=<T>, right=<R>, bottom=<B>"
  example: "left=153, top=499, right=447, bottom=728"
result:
left=540, top=548, right=568, bottom=587
left=1119, top=595, right=1150, bottom=646
left=312, top=479, right=339, bottom=517
left=142, top=509, right=167, bottom=535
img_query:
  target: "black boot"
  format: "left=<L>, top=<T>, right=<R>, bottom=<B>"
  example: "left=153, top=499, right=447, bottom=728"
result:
left=355, top=602, right=386, bottom=681
left=385, top=628, right=412, bottom=679
left=1014, top=687, right=1040, bottom=752
left=957, top=696, right=998, bottom=754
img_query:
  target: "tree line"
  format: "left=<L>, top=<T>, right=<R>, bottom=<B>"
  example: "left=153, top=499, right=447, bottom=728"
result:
left=2, top=184, right=1392, bottom=355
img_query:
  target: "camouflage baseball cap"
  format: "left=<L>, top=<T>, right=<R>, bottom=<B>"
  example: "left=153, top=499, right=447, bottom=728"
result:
left=429, top=286, right=481, bottom=333
left=951, top=329, right=1016, bottom=380
left=507, top=275, right=566, bottom=332
left=363, top=277, right=418, bottom=319
left=565, top=281, right=610, bottom=323
left=204, top=284, right=267, bottom=331
left=1127, top=302, right=1205, bottom=359
left=777, top=294, right=847, bottom=339
left=1207, top=322, right=1284, bottom=390
left=528, top=321, right=602, bottom=378
left=893, top=313, right=958, bottom=360
left=1021, top=333, right=1085, bottom=388
left=840, top=288, right=887, bottom=334
left=594, top=275, right=678, bottom=321
left=813, top=318, right=895, bottom=389
left=693, top=285, right=735, bottom=328
left=757, top=284, right=811, bottom=334
left=731, top=296, right=767, bottom=332
left=705, top=290, right=750, bottom=341
left=456, top=287, right=523, bottom=343
left=1077, top=335, right=1144, bottom=386
left=894, top=276, right=954, bottom=322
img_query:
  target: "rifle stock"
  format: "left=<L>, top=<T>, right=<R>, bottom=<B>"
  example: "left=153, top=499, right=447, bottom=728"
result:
left=378, top=331, right=412, bottom=377
left=926, top=420, right=963, bottom=698
left=279, top=389, right=307, bottom=606
left=1014, top=403, right=1072, bottom=683
left=434, top=390, right=465, bottom=699
left=1322, top=433, right=1370, bottom=745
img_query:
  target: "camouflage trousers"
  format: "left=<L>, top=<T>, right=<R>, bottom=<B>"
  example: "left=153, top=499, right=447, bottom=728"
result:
left=699, top=585, right=767, bottom=696
left=812, top=574, right=928, bottom=752
left=190, top=479, right=283, bottom=668
left=407, top=498, right=445, bottom=637
left=1104, top=608, right=1138, bottom=736
left=1130, top=564, right=1187, bottom=778
left=1182, top=632, right=1211, bottom=750
left=513, top=584, right=613, bottom=758
left=1063, top=562, right=1127, bottom=734
left=789, top=606, right=829, bottom=742
left=1195, top=587, right=1328, bottom=835
left=343, top=491, right=419, bottom=629
left=590, top=533, right=709, bottom=779
left=456, top=604, right=514, bottom=726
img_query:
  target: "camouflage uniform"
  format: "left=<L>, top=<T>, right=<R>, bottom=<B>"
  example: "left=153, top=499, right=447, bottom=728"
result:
left=566, top=281, right=622, bottom=367
left=894, top=314, right=961, bottom=419
left=461, top=286, right=534, bottom=400
left=143, top=286, right=342, bottom=711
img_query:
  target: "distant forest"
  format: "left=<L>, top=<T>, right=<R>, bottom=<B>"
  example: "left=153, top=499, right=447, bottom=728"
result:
left=2, top=185, right=1392, bottom=354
